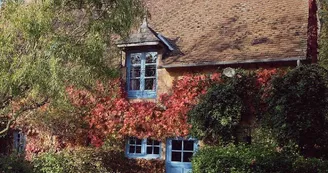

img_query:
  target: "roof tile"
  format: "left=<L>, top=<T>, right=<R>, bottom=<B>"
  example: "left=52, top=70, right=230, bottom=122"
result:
left=144, top=0, right=309, bottom=66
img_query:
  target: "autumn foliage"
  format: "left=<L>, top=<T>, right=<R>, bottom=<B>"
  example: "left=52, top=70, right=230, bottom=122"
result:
left=65, top=73, right=222, bottom=146
left=22, top=69, right=280, bottom=153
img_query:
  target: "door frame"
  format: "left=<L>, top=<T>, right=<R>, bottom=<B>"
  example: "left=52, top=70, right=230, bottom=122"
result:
left=165, top=137, right=198, bottom=173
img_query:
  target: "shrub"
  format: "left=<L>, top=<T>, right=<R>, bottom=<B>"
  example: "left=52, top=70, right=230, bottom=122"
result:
left=192, top=145, right=250, bottom=173
left=264, top=64, right=328, bottom=157
left=32, top=148, right=164, bottom=173
left=293, top=157, right=328, bottom=173
left=0, top=154, right=33, bottom=173
left=192, top=145, right=328, bottom=173
left=33, top=151, right=70, bottom=173
left=188, top=70, right=259, bottom=144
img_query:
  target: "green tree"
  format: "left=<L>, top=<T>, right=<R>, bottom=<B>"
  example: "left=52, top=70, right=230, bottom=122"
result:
left=319, top=0, right=328, bottom=68
left=0, top=0, right=144, bottom=136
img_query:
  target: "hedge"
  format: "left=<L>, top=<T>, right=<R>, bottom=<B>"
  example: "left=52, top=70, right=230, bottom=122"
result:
left=32, top=148, right=165, bottom=173
left=192, top=145, right=328, bottom=173
left=0, top=154, right=33, bottom=173
left=0, top=148, right=164, bottom=173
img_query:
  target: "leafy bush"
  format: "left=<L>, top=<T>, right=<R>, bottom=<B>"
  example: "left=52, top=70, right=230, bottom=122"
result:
left=192, top=145, right=328, bottom=173
left=293, top=157, right=328, bottom=173
left=0, top=154, right=33, bottom=173
left=33, top=152, right=70, bottom=173
left=264, top=64, right=328, bottom=156
left=32, top=148, right=164, bottom=173
left=188, top=70, right=259, bottom=144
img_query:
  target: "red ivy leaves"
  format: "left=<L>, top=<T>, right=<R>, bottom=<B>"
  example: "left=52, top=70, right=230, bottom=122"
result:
left=120, top=102, right=163, bottom=139
left=22, top=69, right=285, bottom=155
left=256, top=68, right=287, bottom=99
left=65, top=70, right=286, bottom=147
left=256, top=69, right=278, bottom=87
left=159, top=73, right=222, bottom=137
left=65, top=73, right=222, bottom=146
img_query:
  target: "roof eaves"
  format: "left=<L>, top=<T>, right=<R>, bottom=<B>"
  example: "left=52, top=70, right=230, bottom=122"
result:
left=161, top=56, right=307, bottom=68
left=117, top=41, right=160, bottom=48
left=157, top=34, right=174, bottom=51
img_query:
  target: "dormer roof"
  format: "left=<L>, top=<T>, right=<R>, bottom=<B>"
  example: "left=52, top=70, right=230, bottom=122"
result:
left=117, top=18, right=174, bottom=50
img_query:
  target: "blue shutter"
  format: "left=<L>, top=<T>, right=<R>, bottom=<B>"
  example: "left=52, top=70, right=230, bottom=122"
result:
left=13, top=131, right=26, bottom=153
left=21, top=134, right=26, bottom=153
left=140, top=53, right=146, bottom=96
left=13, top=131, right=19, bottom=151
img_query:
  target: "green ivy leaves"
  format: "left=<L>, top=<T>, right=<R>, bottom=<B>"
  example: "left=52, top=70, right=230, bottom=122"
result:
left=188, top=70, right=260, bottom=145
left=264, top=65, right=328, bottom=157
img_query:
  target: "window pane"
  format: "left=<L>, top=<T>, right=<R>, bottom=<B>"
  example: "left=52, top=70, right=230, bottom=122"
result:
left=136, top=146, right=142, bottom=153
left=131, top=54, right=141, bottom=64
left=154, top=147, right=160, bottom=154
left=147, top=139, right=153, bottom=145
left=183, top=152, right=193, bottom=162
left=145, top=78, right=156, bottom=90
left=130, top=79, right=140, bottom=90
left=172, top=140, right=182, bottom=150
left=130, top=66, right=141, bottom=78
left=154, top=140, right=160, bottom=145
left=146, top=52, right=157, bottom=63
left=172, top=152, right=182, bottom=162
left=129, top=138, right=136, bottom=144
left=184, top=141, right=194, bottom=151
left=147, top=147, right=152, bottom=154
left=145, top=65, right=156, bottom=77
left=129, top=146, right=135, bottom=153
left=136, top=139, right=142, bottom=145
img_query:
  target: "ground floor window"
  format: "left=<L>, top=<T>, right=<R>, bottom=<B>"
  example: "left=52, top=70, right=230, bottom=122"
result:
left=13, top=131, right=26, bottom=153
left=126, top=137, right=161, bottom=159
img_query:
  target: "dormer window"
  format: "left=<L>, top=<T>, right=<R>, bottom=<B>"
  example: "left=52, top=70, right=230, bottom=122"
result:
left=117, top=17, right=174, bottom=99
left=127, top=52, right=157, bottom=98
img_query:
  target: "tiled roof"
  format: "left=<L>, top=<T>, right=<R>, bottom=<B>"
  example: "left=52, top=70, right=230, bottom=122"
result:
left=144, top=0, right=309, bottom=66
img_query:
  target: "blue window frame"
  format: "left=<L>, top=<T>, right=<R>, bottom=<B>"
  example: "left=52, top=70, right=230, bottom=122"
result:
left=127, top=52, right=158, bottom=98
left=13, top=131, right=26, bottom=153
left=126, top=137, right=161, bottom=159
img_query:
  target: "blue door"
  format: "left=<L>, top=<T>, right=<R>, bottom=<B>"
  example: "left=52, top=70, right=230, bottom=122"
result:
left=166, top=138, right=198, bottom=173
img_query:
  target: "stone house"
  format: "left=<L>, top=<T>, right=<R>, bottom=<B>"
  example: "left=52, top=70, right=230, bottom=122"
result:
left=116, top=0, right=317, bottom=172
left=0, top=0, right=318, bottom=172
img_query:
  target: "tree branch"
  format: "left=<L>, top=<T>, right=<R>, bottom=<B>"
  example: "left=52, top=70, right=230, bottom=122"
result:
left=0, top=95, right=13, bottom=110
left=0, top=118, right=14, bottom=137
left=0, top=84, right=29, bottom=110
left=0, top=97, right=49, bottom=136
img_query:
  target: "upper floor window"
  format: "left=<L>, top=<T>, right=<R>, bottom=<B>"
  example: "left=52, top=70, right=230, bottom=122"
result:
left=126, top=137, right=161, bottom=159
left=127, top=52, right=157, bottom=98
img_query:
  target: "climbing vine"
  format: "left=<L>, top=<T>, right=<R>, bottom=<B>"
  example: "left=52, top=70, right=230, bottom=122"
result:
left=21, top=68, right=284, bottom=156
left=65, top=73, right=222, bottom=147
